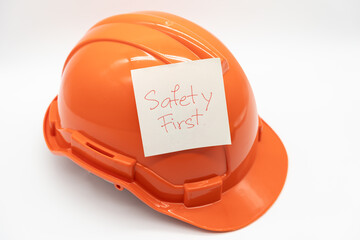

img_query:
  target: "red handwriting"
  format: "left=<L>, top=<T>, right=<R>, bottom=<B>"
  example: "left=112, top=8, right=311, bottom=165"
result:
left=201, top=92, right=212, bottom=111
left=144, top=84, right=212, bottom=111
left=144, top=90, right=159, bottom=110
left=144, top=84, right=212, bottom=133
left=157, top=109, right=203, bottom=133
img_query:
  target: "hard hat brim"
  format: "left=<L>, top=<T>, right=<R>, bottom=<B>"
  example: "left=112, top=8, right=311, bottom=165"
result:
left=127, top=119, right=288, bottom=232
left=44, top=98, right=288, bottom=232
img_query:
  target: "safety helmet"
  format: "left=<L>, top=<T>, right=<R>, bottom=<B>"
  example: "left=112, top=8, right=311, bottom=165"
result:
left=43, top=11, right=288, bottom=232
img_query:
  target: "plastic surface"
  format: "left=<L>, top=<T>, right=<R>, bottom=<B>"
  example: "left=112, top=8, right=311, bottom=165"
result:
left=43, top=11, right=288, bottom=232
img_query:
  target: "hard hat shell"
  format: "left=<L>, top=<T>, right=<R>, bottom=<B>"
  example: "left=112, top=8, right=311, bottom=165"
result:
left=43, top=11, right=288, bottom=232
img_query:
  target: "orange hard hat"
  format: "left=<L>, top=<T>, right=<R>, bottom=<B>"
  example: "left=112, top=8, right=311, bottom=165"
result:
left=43, top=11, right=288, bottom=232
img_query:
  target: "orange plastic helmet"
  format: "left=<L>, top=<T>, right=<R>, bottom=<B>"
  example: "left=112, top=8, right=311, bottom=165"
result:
left=43, top=11, right=288, bottom=232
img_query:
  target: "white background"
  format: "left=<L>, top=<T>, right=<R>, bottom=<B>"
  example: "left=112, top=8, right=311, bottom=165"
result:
left=0, top=0, right=359, bottom=239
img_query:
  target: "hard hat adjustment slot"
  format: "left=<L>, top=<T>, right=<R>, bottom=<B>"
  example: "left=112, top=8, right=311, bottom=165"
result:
left=86, top=142, right=115, bottom=158
left=70, top=132, right=136, bottom=182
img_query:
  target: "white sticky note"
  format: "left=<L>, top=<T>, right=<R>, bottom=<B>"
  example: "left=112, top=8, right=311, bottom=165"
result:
left=131, top=58, right=231, bottom=157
